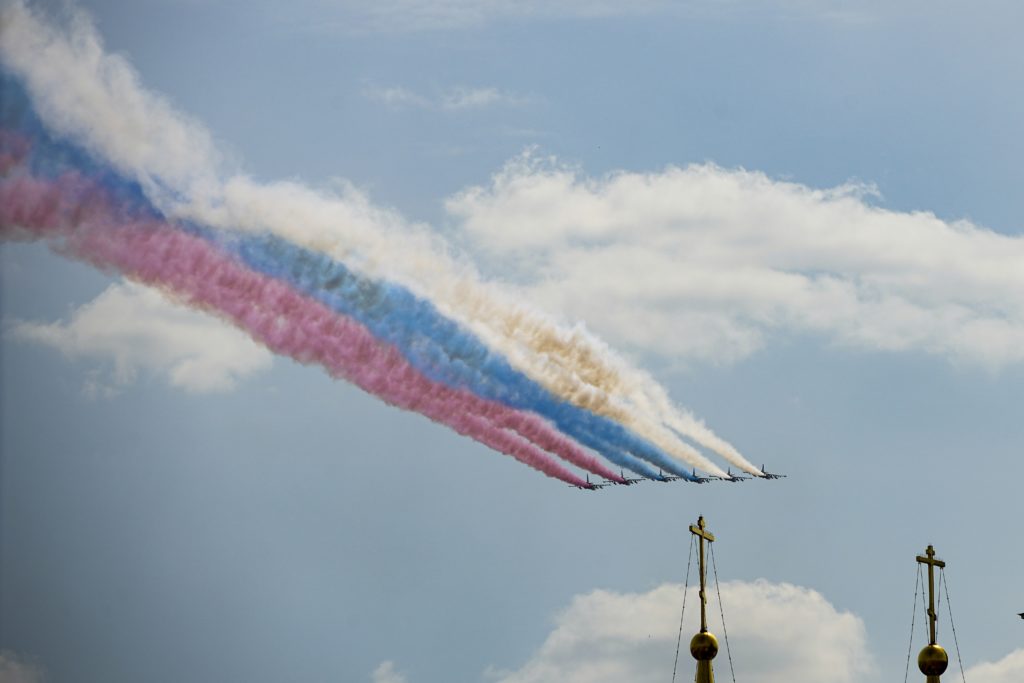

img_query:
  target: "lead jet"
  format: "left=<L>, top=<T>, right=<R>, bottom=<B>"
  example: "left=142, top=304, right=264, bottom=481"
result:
left=759, top=464, right=787, bottom=480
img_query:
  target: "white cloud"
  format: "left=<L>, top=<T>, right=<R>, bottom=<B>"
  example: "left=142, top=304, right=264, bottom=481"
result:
left=371, top=661, right=408, bottom=683
left=363, top=83, right=527, bottom=111
left=965, top=648, right=1024, bottom=683
left=486, top=580, right=872, bottom=683
left=447, top=154, right=1024, bottom=368
left=9, top=280, right=273, bottom=395
left=0, top=651, right=44, bottom=683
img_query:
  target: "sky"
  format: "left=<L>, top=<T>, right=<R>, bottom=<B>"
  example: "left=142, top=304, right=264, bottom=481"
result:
left=1, top=1, right=1023, bottom=682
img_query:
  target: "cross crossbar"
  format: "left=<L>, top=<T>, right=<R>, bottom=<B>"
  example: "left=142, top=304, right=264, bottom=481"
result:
left=689, top=517, right=716, bottom=543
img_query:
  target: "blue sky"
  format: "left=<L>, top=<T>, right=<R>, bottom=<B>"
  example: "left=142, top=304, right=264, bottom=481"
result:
left=2, top=1, right=1023, bottom=682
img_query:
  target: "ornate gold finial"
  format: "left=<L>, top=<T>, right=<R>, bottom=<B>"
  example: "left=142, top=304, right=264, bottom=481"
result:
left=916, top=545, right=948, bottom=683
left=688, top=515, right=718, bottom=683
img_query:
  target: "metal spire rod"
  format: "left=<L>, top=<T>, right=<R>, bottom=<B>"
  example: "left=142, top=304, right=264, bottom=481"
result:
left=688, top=516, right=719, bottom=683
left=915, top=545, right=949, bottom=683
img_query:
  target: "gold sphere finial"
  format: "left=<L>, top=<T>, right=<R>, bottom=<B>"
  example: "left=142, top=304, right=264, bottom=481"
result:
left=690, top=631, right=719, bottom=661
left=918, top=644, right=948, bottom=676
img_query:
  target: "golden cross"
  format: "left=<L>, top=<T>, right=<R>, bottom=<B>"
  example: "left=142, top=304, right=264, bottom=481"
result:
left=916, top=545, right=946, bottom=645
left=689, top=516, right=716, bottom=632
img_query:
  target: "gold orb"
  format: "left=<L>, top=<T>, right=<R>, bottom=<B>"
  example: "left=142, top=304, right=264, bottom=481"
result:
left=918, top=644, right=948, bottom=676
left=690, top=631, right=719, bottom=661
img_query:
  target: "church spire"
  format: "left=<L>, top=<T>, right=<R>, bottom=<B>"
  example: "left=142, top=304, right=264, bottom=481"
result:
left=916, top=545, right=949, bottom=683
left=689, top=516, right=718, bottom=683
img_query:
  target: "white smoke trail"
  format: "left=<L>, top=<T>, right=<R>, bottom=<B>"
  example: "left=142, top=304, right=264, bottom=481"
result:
left=0, top=0, right=754, bottom=475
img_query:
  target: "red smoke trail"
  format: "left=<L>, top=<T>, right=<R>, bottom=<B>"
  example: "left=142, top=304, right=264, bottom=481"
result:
left=1, top=169, right=623, bottom=486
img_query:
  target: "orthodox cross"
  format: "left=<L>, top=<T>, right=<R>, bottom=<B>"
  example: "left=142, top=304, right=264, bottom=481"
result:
left=689, top=515, right=716, bottom=633
left=916, top=545, right=946, bottom=645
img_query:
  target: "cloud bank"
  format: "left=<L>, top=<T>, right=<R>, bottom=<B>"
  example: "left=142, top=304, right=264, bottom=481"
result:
left=487, top=580, right=872, bottom=683
left=378, top=584, right=1023, bottom=683
left=448, top=154, right=1024, bottom=368
left=378, top=580, right=873, bottom=683
left=10, top=281, right=273, bottom=395
left=966, top=648, right=1024, bottom=683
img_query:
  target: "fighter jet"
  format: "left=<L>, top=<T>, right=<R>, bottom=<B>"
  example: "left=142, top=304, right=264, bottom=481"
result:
left=569, top=474, right=610, bottom=490
left=690, top=468, right=718, bottom=484
left=722, top=467, right=751, bottom=482
left=759, top=464, right=787, bottom=480
left=655, top=469, right=683, bottom=482
left=616, top=469, right=644, bottom=486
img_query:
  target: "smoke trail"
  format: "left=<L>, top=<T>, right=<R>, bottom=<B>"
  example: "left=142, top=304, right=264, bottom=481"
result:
left=176, top=177, right=735, bottom=476
left=0, top=73, right=683, bottom=481
left=0, top=111, right=657, bottom=482
left=0, top=167, right=615, bottom=487
left=0, top=0, right=756, bottom=476
left=199, top=229, right=688, bottom=479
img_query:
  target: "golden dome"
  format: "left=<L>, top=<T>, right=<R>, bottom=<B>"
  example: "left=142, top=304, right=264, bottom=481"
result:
left=918, top=644, right=949, bottom=676
left=690, top=631, right=719, bottom=661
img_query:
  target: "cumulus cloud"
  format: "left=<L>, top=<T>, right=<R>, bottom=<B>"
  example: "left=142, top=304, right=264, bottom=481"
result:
left=371, top=661, right=408, bottom=683
left=363, top=83, right=527, bottom=111
left=0, top=651, right=44, bottom=683
left=447, top=154, right=1024, bottom=368
left=485, top=580, right=872, bottom=683
left=9, top=280, right=273, bottom=395
left=965, top=648, right=1024, bottom=683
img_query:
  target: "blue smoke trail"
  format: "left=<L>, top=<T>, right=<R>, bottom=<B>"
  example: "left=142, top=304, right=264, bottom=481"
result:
left=204, top=228, right=692, bottom=480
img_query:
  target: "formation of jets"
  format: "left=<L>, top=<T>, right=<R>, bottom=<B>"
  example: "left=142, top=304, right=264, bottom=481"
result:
left=569, top=464, right=786, bottom=490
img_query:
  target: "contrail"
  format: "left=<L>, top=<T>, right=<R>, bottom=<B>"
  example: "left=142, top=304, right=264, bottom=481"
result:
left=0, top=166, right=618, bottom=487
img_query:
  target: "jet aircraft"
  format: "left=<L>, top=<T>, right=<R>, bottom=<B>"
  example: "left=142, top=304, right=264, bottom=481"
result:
left=569, top=474, right=611, bottom=490
left=616, top=469, right=644, bottom=486
left=655, top=469, right=683, bottom=482
left=689, top=468, right=718, bottom=484
left=722, top=467, right=751, bottom=482
left=759, top=464, right=787, bottom=479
